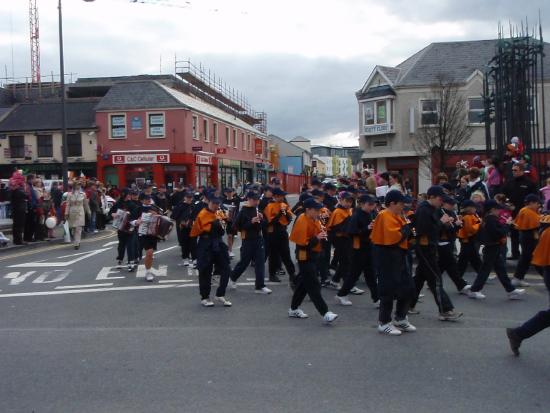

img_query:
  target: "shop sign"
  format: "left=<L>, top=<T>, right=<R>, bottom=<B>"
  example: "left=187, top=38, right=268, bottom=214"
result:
left=216, top=148, right=227, bottom=154
left=112, top=153, right=170, bottom=164
left=364, top=123, right=391, bottom=134
left=192, top=146, right=203, bottom=151
left=196, top=154, right=212, bottom=165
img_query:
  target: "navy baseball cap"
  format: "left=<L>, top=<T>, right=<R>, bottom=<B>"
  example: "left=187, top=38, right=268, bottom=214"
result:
left=461, top=199, right=476, bottom=209
left=339, top=191, right=353, bottom=200
left=311, top=189, right=324, bottom=197
left=385, top=190, right=406, bottom=204
left=442, top=195, right=457, bottom=205
left=273, top=188, right=287, bottom=196
left=358, top=194, right=377, bottom=204
left=484, top=199, right=503, bottom=211
left=324, top=183, right=336, bottom=191
left=427, top=185, right=446, bottom=198
left=303, top=198, right=323, bottom=210
left=246, top=191, right=260, bottom=200
left=223, top=187, right=234, bottom=193
left=183, top=191, right=194, bottom=198
left=525, top=194, right=541, bottom=204
left=208, top=196, right=223, bottom=204
left=138, top=193, right=151, bottom=201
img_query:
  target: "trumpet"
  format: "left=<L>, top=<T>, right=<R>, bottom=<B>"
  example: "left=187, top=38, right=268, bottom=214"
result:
left=215, top=208, right=228, bottom=230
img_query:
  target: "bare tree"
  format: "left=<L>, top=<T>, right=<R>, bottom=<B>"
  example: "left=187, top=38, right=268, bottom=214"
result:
left=413, top=75, right=473, bottom=177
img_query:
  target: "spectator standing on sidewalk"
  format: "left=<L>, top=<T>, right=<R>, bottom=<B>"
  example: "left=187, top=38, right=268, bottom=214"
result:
left=65, top=180, right=91, bottom=250
left=8, top=171, right=27, bottom=245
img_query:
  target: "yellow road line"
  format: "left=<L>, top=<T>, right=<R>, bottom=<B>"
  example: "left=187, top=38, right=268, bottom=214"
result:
left=0, top=230, right=116, bottom=262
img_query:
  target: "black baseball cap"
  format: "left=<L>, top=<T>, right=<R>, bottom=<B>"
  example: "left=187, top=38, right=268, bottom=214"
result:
left=273, top=188, right=287, bottom=196
left=311, top=189, right=324, bottom=197
left=358, top=194, right=377, bottom=204
left=461, top=199, right=476, bottom=209
left=208, top=196, right=223, bottom=204
left=385, top=190, right=406, bottom=204
left=246, top=191, right=260, bottom=200
left=427, top=185, right=446, bottom=198
left=303, top=198, right=323, bottom=210
left=484, top=199, right=504, bottom=211
left=442, top=195, right=457, bottom=205
left=139, top=193, right=151, bottom=201
left=339, top=191, right=353, bottom=200
left=525, top=194, right=541, bottom=204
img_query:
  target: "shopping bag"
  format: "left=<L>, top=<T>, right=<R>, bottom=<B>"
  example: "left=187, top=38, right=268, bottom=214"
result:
left=63, top=221, right=71, bottom=243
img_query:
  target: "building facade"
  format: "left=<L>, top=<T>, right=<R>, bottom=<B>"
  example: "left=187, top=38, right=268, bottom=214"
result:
left=0, top=100, right=98, bottom=179
left=357, top=39, right=550, bottom=193
left=269, top=134, right=312, bottom=176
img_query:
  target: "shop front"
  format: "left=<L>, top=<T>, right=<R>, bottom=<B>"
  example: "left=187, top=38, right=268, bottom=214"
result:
left=218, top=158, right=241, bottom=190
left=241, top=161, right=254, bottom=185
left=255, top=162, right=270, bottom=184
left=195, top=153, right=214, bottom=188
left=0, top=162, right=96, bottom=181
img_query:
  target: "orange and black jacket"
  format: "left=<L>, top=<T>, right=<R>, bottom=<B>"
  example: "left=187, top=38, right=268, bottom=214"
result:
left=264, top=201, right=294, bottom=232
left=370, top=209, right=410, bottom=250
left=478, top=214, right=508, bottom=246
left=346, top=208, right=376, bottom=250
left=532, top=225, right=550, bottom=267
left=233, top=206, right=262, bottom=240
left=457, top=213, right=481, bottom=243
left=190, top=208, right=225, bottom=239
left=327, top=205, right=352, bottom=239
left=289, top=213, right=322, bottom=261
left=514, top=207, right=541, bottom=239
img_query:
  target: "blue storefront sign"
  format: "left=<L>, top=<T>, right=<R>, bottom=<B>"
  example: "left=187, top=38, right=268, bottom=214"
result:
left=131, top=116, right=143, bottom=130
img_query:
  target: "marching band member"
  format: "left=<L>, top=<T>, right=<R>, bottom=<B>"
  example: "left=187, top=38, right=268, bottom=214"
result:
left=507, top=214, right=550, bottom=355
left=311, top=190, right=332, bottom=286
left=457, top=199, right=482, bottom=278
left=288, top=198, right=338, bottom=323
left=190, top=195, right=232, bottom=307
left=326, top=192, right=353, bottom=289
left=171, top=191, right=195, bottom=267
left=264, top=188, right=296, bottom=285
left=467, top=200, right=525, bottom=299
left=222, top=187, right=241, bottom=258
left=511, top=194, right=542, bottom=287
left=370, top=190, right=416, bottom=335
left=229, top=191, right=272, bottom=294
left=134, top=194, right=160, bottom=282
left=335, top=194, right=378, bottom=306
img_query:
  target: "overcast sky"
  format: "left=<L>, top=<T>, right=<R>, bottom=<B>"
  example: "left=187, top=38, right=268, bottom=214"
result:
left=1, top=0, right=549, bottom=146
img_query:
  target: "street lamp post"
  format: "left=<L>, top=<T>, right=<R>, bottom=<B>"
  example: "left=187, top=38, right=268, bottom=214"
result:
left=58, top=0, right=68, bottom=190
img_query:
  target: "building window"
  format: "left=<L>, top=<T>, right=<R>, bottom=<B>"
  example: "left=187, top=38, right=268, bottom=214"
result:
left=468, top=98, right=484, bottom=125
left=233, top=129, right=237, bottom=148
left=203, top=118, right=209, bottom=142
left=420, top=99, right=439, bottom=126
left=37, top=134, right=53, bottom=158
left=213, top=123, right=218, bottom=144
left=225, top=126, right=230, bottom=146
left=9, top=135, right=24, bottom=158
left=67, top=133, right=82, bottom=157
left=148, top=113, right=165, bottom=138
left=376, top=101, right=387, bottom=124
left=192, top=116, right=198, bottom=140
left=247, top=134, right=252, bottom=151
left=110, top=114, right=126, bottom=139
left=364, top=102, right=375, bottom=125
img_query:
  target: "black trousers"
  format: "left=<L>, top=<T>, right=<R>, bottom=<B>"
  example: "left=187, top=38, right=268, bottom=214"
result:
left=338, top=246, right=378, bottom=301
left=438, top=243, right=468, bottom=291
left=267, top=230, right=295, bottom=279
left=457, top=240, right=482, bottom=277
left=374, top=245, right=414, bottom=324
left=514, top=232, right=541, bottom=280
left=176, top=225, right=193, bottom=260
left=471, top=244, right=514, bottom=293
left=196, top=237, right=230, bottom=300
left=515, top=267, right=550, bottom=339
left=116, top=231, right=130, bottom=262
left=231, top=238, right=266, bottom=289
left=331, top=237, right=350, bottom=283
left=510, top=226, right=520, bottom=258
left=291, top=252, right=329, bottom=316
left=23, top=209, right=36, bottom=242
left=411, top=245, right=454, bottom=313
left=11, top=209, right=26, bottom=245
left=318, top=240, right=331, bottom=283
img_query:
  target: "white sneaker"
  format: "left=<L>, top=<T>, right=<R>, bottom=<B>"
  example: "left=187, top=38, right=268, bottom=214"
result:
left=116, top=260, right=123, bottom=269
left=488, top=274, right=497, bottom=281
left=378, top=323, right=402, bottom=336
left=393, top=317, right=417, bottom=332
left=511, top=278, right=531, bottom=287
left=460, top=285, right=472, bottom=295
left=349, top=286, right=365, bottom=295
left=214, top=296, right=232, bottom=307
left=323, top=311, right=338, bottom=323
left=201, top=298, right=214, bottom=307
left=468, top=290, right=486, bottom=299
left=255, top=287, right=272, bottom=294
left=145, top=272, right=154, bottom=282
left=229, top=280, right=238, bottom=290
left=508, top=289, right=526, bottom=300
left=229, top=252, right=235, bottom=258
left=178, top=259, right=190, bottom=267
left=288, top=308, right=308, bottom=318
left=192, top=260, right=198, bottom=269
left=335, top=295, right=353, bottom=306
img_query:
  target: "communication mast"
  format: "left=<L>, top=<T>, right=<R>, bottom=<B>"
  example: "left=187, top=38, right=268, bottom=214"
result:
left=29, top=0, right=41, bottom=83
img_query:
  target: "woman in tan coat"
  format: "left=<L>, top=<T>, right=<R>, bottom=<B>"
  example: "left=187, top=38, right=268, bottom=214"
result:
left=64, top=180, right=90, bottom=249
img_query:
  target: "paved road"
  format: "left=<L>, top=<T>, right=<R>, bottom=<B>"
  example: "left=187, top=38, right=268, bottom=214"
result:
left=0, top=205, right=549, bottom=412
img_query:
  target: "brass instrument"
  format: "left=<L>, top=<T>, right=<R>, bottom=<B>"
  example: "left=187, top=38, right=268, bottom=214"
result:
left=215, top=208, right=228, bottom=231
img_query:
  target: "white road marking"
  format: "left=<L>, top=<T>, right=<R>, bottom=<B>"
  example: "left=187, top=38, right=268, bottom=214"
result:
left=33, top=270, right=71, bottom=284
left=96, top=267, right=126, bottom=280
left=158, top=279, right=193, bottom=284
left=0, top=284, right=177, bottom=298
left=8, top=248, right=112, bottom=268
left=4, top=271, right=36, bottom=285
left=102, top=241, right=119, bottom=247
left=136, top=265, right=167, bottom=278
left=153, top=246, right=178, bottom=255
left=56, top=283, right=114, bottom=290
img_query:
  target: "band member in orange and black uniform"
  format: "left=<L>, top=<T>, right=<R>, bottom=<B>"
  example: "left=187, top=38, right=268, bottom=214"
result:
left=457, top=199, right=482, bottom=278
left=171, top=191, right=195, bottom=267
left=264, top=188, right=296, bottom=284
left=288, top=198, right=338, bottom=323
left=512, top=194, right=542, bottom=287
left=335, top=194, right=379, bottom=306
left=410, top=186, right=462, bottom=321
left=229, top=191, right=272, bottom=294
left=259, top=186, right=275, bottom=265
left=190, top=195, right=232, bottom=308
left=311, top=190, right=331, bottom=286
left=507, top=213, right=550, bottom=356
left=370, top=190, right=416, bottom=335
left=326, top=192, right=353, bottom=287
left=438, top=196, right=471, bottom=294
